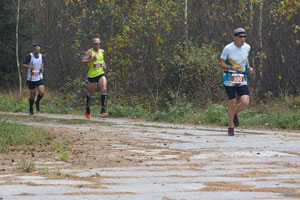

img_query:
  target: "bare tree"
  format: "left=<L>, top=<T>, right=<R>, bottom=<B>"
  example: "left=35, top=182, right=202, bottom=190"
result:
left=184, top=0, right=188, bottom=44
left=258, top=0, right=263, bottom=81
left=12, top=0, right=22, bottom=96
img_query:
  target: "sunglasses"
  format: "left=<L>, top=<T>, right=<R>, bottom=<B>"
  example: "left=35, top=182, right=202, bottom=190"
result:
left=238, top=35, right=246, bottom=38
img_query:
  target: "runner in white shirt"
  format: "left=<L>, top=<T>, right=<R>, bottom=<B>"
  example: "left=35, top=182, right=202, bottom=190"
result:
left=219, top=28, right=254, bottom=136
left=23, top=44, right=45, bottom=115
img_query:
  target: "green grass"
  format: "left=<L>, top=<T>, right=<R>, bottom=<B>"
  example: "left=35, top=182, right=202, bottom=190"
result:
left=59, top=151, right=68, bottom=161
left=16, top=159, right=36, bottom=172
left=0, top=119, right=54, bottom=151
left=0, top=92, right=299, bottom=130
left=243, top=112, right=300, bottom=129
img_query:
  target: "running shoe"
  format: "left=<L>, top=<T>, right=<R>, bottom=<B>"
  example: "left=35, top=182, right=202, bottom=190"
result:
left=100, top=112, right=109, bottom=117
left=233, top=114, right=239, bottom=127
left=85, top=112, right=91, bottom=119
left=29, top=107, right=34, bottom=115
left=85, top=107, right=91, bottom=119
left=36, top=102, right=40, bottom=112
left=228, top=127, right=234, bottom=136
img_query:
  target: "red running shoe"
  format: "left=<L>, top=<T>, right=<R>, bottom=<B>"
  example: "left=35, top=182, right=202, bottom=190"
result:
left=100, top=112, right=109, bottom=117
left=228, top=127, right=234, bottom=136
left=85, top=112, right=91, bottom=119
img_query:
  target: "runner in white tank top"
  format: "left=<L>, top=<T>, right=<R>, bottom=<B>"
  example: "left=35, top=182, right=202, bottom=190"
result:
left=22, top=44, right=45, bottom=115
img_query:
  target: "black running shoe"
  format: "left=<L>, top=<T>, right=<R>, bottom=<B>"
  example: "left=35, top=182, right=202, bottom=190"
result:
left=233, top=114, right=239, bottom=127
left=29, top=107, right=34, bottom=115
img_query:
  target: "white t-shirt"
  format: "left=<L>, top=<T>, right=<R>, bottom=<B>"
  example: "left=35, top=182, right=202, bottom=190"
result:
left=220, top=42, right=250, bottom=86
left=220, top=42, right=250, bottom=72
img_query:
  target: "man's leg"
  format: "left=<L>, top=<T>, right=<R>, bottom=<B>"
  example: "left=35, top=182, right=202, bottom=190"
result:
left=233, top=85, right=250, bottom=126
left=234, top=95, right=249, bottom=114
left=224, top=86, right=237, bottom=136
left=99, top=76, right=108, bottom=116
left=228, top=98, right=237, bottom=128
left=36, top=85, right=45, bottom=112
left=85, top=82, right=96, bottom=119
left=29, top=89, right=36, bottom=115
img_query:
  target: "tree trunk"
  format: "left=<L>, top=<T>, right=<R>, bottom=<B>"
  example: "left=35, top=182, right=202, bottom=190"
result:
left=250, top=0, right=255, bottom=75
left=258, top=1, right=263, bottom=81
left=249, top=0, right=255, bottom=99
left=184, top=0, right=188, bottom=50
left=15, top=0, right=22, bottom=96
left=254, top=0, right=264, bottom=97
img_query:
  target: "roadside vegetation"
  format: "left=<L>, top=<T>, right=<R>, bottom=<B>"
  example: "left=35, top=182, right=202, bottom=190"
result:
left=0, top=88, right=299, bottom=130
left=0, top=119, right=54, bottom=152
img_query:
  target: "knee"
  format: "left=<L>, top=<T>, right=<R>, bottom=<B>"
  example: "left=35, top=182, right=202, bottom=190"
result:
left=101, top=85, right=107, bottom=93
left=241, top=98, right=250, bottom=108
left=30, top=93, right=36, bottom=99
left=242, top=101, right=249, bottom=109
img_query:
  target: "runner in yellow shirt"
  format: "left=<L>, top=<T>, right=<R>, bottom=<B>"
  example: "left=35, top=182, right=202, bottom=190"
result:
left=81, top=37, right=108, bottom=119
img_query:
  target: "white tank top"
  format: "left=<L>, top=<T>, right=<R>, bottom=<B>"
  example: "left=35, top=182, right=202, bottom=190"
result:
left=27, top=53, right=43, bottom=81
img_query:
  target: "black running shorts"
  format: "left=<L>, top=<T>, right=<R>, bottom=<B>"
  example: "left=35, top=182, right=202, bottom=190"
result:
left=224, top=85, right=249, bottom=100
left=88, top=74, right=105, bottom=83
left=27, top=79, right=45, bottom=90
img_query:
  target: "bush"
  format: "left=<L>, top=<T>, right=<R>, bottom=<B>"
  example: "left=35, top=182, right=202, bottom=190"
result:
left=164, top=41, right=224, bottom=107
left=109, top=101, right=149, bottom=118
left=243, top=112, right=300, bottom=130
left=150, top=100, right=195, bottom=123
left=200, top=104, right=227, bottom=125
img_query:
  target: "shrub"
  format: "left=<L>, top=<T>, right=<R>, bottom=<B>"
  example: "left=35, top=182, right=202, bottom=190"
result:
left=200, top=104, right=227, bottom=125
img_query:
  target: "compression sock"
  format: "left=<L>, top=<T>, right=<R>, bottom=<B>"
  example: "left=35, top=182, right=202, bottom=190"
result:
left=86, top=94, right=92, bottom=114
left=36, top=94, right=43, bottom=104
left=35, top=94, right=43, bottom=112
left=29, top=98, right=34, bottom=115
left=101, top=92, right=107, bottom=113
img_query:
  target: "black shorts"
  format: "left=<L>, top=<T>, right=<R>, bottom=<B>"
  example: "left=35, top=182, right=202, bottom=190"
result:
left=27, top=79, right=45, bottom=90
left=88, top=74, right=105, bottom=83
left=224, top=85, right=249, bottom=100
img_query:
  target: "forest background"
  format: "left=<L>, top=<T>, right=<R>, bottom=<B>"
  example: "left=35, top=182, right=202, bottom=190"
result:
left=0, top=0, right=299, bottom=129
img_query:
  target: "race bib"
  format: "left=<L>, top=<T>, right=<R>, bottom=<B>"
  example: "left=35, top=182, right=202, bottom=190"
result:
left=31, top=71, right=40, bottom=77
left=93, top=62, right=102, bottom=69
left=231, top=74, right=244, bottom=83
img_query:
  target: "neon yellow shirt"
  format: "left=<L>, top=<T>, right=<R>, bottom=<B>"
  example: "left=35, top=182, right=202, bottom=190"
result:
left=88, top=49, right=105, bottom=78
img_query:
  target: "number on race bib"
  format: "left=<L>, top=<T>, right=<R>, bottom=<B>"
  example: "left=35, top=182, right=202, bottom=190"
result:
left=231, top=74, right=244, bottom=83
left=93, top=62, right=102, bottom=69
left=31, top=71, right=40, bottom=76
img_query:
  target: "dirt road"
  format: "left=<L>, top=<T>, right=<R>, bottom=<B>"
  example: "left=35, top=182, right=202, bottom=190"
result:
left=0, top=112, right=300, bottom=200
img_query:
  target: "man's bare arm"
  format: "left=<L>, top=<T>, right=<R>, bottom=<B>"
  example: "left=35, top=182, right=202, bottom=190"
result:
left=81, top=49, right=96, bottom=65
left=219, top=58, right=239, bottom=71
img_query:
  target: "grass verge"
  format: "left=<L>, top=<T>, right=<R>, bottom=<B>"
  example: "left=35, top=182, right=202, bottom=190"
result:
left=0, top=92, right=299, bottom=130
left=0, top=119, right=54, bottom=151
